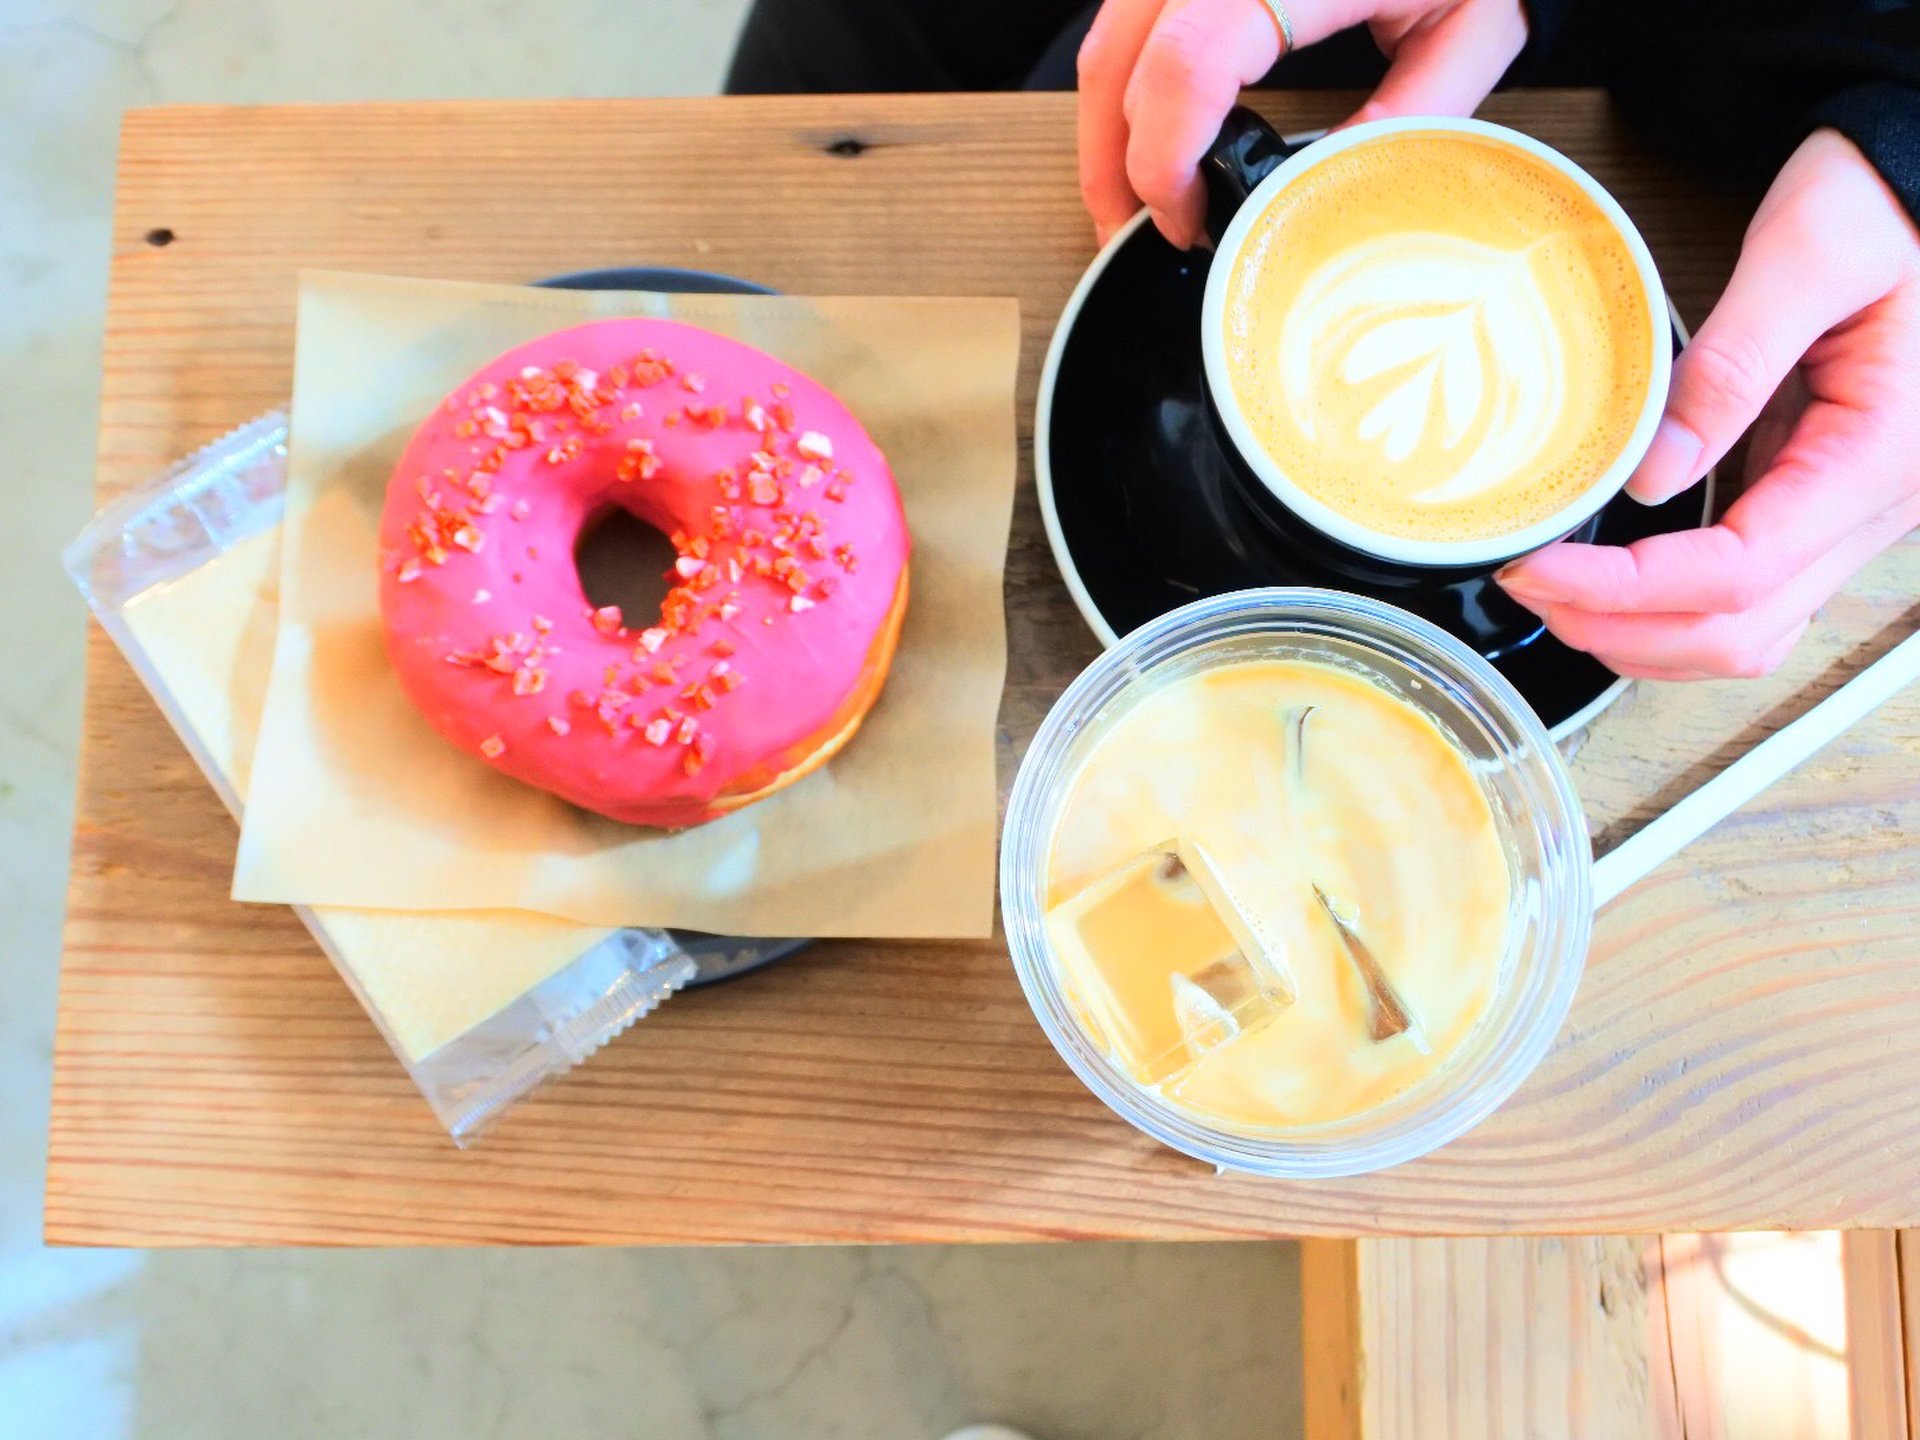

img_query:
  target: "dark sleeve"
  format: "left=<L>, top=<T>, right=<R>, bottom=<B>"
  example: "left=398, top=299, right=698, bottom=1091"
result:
left=726, top=0, right=1089, bottom=93
left=1515, top=0, right=1581, bottom=59
left=1523, top=1, right=1920, bottom=223
left=1811, top=80, right=1920, bottom=221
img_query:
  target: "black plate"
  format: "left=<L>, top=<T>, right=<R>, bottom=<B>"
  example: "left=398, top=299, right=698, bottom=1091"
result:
left=537, top=264, right=804, bottom=987
left=1037, top=213, right=1715, bottom=740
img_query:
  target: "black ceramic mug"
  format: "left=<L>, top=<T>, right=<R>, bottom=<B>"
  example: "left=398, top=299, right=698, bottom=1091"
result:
left=1192, top=108, right=1672, bottom=650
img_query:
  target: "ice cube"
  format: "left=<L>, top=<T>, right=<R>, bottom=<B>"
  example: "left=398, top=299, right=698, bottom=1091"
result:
left=1046, top=839, right=1295, bottom=1086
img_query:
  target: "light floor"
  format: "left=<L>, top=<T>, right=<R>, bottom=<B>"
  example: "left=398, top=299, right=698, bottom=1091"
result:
left=0, top=3, right=1302, bottom=1436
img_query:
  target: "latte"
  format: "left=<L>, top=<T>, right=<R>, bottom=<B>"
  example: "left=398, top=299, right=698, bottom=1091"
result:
left=1221, top=131, right=1658, bottom=545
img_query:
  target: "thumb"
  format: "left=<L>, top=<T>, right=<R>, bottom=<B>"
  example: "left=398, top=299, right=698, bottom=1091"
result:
left=1628, top=182, right=1889, bottom=504
left=1346, top=0, right=1527, bottom=125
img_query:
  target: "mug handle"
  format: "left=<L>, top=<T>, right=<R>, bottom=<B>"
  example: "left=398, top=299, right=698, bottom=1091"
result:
left=1201, top=106, right=1309, bottom=246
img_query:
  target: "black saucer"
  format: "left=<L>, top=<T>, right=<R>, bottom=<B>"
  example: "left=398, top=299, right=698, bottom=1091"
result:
left=538, top=264, right=806, bottom=987
left=1036, top=212, right=1714, bottom=740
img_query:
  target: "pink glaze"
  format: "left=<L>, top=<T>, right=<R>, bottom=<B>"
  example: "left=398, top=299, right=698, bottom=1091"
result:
left=377, top=318, right=909, bottom=827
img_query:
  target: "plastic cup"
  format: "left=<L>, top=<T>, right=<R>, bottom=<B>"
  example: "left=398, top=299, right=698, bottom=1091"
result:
left=1000, top=587, right=1592, bottom=1178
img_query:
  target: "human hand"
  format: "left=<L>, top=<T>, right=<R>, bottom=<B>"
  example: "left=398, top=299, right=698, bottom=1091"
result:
left=1498, top=130, right=1920, bottom=680
left=1077, top=0, right=1527, bottom=247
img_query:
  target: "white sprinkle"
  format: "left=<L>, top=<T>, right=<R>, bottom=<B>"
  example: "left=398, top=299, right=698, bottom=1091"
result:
left=637, top=627, right=669, bottom=654
left=798, top=465, right=824, bottom=488
left=789, top=595, right=814, bottom=613
left=797, top=431, right=834, bottom=461
left=520, top=366, right=543, bottom=380
left=472, top=589, right=491, bottom=604
left=643, top=718, right=671, bottom=746
left=675, top=556, right=706, bottom=580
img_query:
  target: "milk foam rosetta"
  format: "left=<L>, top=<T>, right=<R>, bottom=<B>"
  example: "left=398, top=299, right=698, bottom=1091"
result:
left=1225, top=132, right=1657, bottom=544
left=1046, top=660, right=1511, bottom=1130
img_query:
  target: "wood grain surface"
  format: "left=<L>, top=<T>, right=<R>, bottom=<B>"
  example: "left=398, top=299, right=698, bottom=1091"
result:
left=50, top=91, right=1920, bottom=1246
left=1844, top=1232, right=1910, bottom=1439
left=1302, top=1236, right=1667, bottom=1438
left=1901, top=1231, right=1920, bottom=1437
left=1306, top=1232, right=1914, bottom=1439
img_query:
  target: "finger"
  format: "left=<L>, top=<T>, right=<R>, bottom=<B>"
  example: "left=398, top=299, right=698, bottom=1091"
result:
left=1347, top=0, right=1527, bottom=126
left=1594, top=660, right=1718, bottom=682
left=1591, top=624, right=1807, bottom=684
left=1078, top=0, right=1173, bottom=243
left=1627, top=190, right=1896, bottom=506
left=1536, top=493, right=1918, bottom=677
left=1742, top=367, right=1811, bottom=487
left=1122, top=0, right=1284, bottom=248
left=1500, top=377, right=1917, bottom=615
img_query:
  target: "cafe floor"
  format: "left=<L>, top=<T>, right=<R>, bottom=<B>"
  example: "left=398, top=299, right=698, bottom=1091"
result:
left=0, top=3, right=1303, bottom=1436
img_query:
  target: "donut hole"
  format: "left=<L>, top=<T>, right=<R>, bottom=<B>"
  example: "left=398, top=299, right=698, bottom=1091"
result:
left=574, top=506, right=678, bottom=623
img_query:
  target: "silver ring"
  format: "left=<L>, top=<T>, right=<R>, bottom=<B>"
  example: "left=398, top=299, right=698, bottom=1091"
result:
left=1259, top=0, right=1295, bottom=55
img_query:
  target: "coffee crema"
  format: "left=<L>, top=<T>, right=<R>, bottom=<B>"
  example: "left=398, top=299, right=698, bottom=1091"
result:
left=1223, top=131, right=1656, bottom=544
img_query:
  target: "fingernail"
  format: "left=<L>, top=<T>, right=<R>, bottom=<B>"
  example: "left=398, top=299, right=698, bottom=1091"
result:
left=1625, top=418, right=1705, bottom=505
left=1495, top=567, right=1556, bottom=609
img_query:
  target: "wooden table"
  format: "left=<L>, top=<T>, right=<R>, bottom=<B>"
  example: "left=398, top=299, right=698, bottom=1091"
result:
left=51, top=90, right=1920, bottom=1247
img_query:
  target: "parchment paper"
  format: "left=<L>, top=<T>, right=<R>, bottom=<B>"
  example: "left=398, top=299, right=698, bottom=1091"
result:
left=234, top=272, right=1019, bottom=936
left=124, top=528, right=617, bottom=1062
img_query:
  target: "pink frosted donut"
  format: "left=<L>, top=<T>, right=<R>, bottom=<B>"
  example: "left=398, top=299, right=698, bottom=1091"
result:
left=377, top=318, right=910, bottom=828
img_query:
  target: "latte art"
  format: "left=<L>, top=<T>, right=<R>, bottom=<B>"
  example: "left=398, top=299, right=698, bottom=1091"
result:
left=1223, top=132, right=1658, bottom=546
left=1282, top=233, right=1564, bottom=504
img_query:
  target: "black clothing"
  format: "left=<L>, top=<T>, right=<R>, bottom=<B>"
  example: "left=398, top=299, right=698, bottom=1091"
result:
left=725, top=0, right=1920, bottom=224
left=1523, top=0, right=1920, bottom=216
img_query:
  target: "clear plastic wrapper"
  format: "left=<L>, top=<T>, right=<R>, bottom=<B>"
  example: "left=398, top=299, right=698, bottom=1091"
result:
left=64, top=412, right=754, bottom=1143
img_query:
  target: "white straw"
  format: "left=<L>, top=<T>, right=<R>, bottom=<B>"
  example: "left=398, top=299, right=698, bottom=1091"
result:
left=1590, top=627, right=1920, bottom=910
